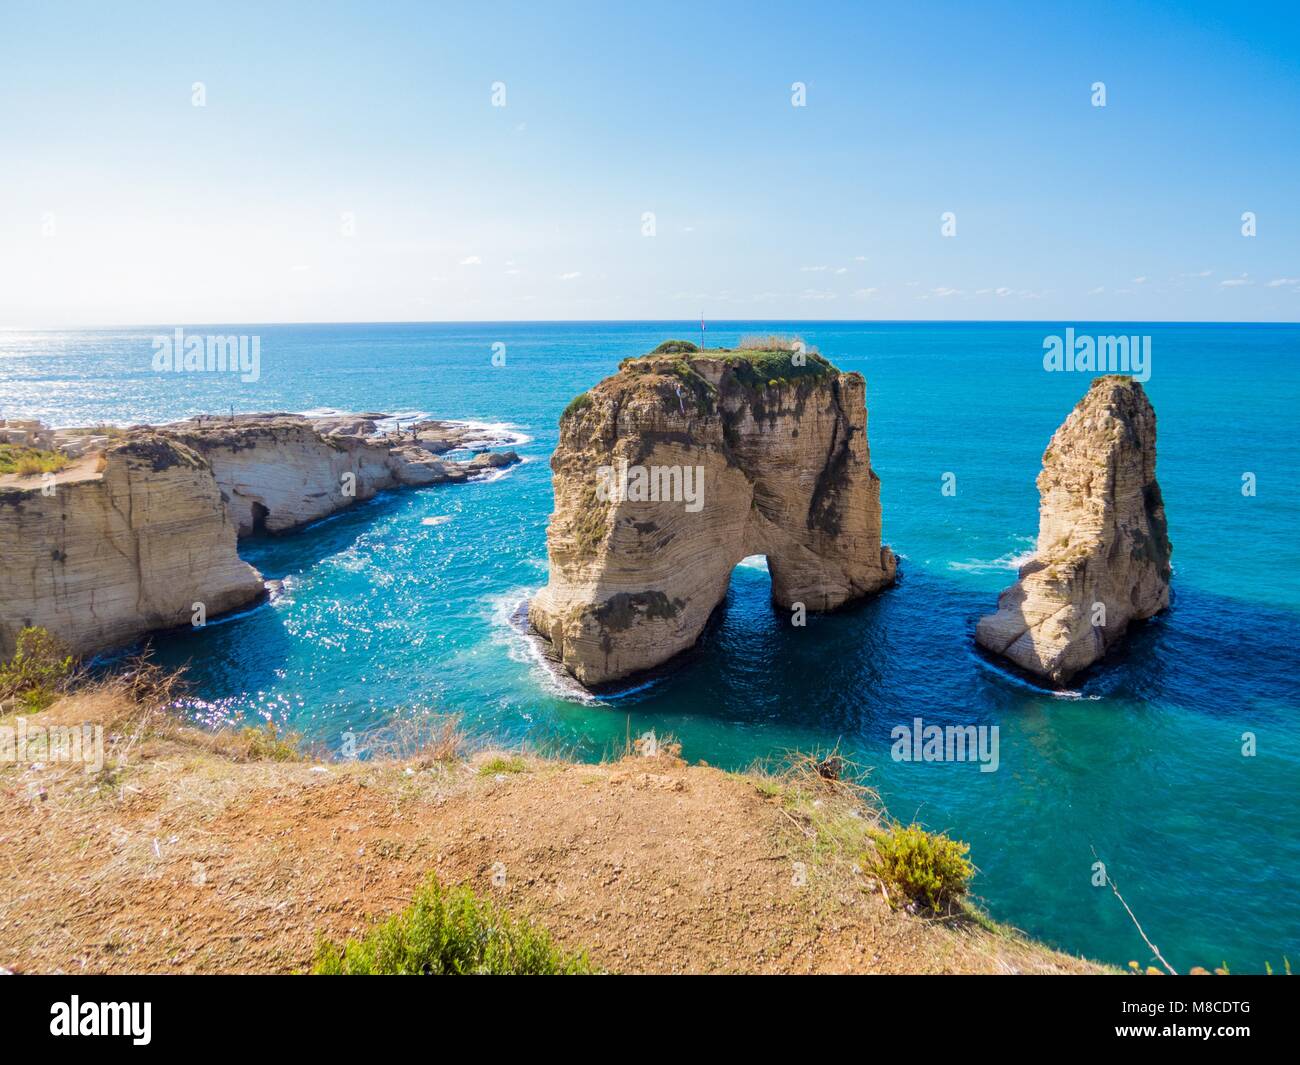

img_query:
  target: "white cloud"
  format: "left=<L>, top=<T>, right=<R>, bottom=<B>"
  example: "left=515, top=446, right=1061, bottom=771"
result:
left=1266, top=278, right=1299, bottom=287
left=1089, top=286, right=1105, bottom=295
left=1132, top=276, right=1147, bottom=284
left=459, top=255, right=482, bottom=266
left=800, top=265, right=829, bottom=272
left=850, top=287, right=878, bottom=299
left=1220, top=278, right=1250, bottom=287
left=559, top=271, right=581, bottom=280
left=799, top=289, right=837, bottom=301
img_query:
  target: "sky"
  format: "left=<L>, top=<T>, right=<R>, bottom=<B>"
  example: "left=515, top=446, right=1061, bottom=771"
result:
left=0, top=0, right=1297, bottom=326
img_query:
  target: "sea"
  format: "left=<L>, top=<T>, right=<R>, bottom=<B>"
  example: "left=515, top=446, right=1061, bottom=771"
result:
left=2, top=320, right=1297, bottom=972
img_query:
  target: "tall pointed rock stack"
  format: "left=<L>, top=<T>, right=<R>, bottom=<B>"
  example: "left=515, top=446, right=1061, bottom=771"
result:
left=976, top=375, right=1172, bottom=687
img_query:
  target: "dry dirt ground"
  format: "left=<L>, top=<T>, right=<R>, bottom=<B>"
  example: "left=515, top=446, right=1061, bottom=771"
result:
left=0, top=690, right=1105, bottom=975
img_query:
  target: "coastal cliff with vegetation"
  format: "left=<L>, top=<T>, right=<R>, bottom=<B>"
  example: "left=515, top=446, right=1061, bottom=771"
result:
left=976, top=376, right=1172, bottom=686
left=0, top=436, right=265, bottom=658
left=530, top=340, right=896, bottom=687
left=0, top=413, right=520, bottom=658
left=0, top=658, right=1105, bottom=975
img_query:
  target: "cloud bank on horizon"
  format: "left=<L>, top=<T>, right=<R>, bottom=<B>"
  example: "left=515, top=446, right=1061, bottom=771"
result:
left=0, top=0, right=1296, bottom=326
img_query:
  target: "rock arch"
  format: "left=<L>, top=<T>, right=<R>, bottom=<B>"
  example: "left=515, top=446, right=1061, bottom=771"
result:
left=529, top=348, right=896, bottom=687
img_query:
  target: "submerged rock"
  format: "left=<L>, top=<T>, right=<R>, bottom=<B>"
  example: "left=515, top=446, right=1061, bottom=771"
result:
left=975, top=376, right=1172, bottom=687
left=529, top=347, right=896, bottom=687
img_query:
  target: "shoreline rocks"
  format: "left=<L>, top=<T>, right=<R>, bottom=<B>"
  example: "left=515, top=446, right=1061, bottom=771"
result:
left=0, top=411, right=522, bottom=656
left=975, top=376, right=1172, bottom=687
left=163, top=414, right=520, bottom=537
left=529, top=347, right=896, bottom=688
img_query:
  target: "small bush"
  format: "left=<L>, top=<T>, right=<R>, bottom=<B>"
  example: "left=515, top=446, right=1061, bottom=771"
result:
left=0, top=445, right=69, bottom=476
left=562, top=392, right=593, bottom=419
left=869, top=823, right=974, bottom=913
left=650, top=339, right=699, bottom=354
left=0, top=626, right=74, bottom=712
left=311, top=874, right=593, bottom=975
left=237, top=721, right=301, bottom=762
left=479, top=755, right=527, bottom=776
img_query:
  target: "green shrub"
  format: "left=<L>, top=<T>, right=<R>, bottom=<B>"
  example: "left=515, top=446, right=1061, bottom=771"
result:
left=238, top=721, right=301, bottom=762
left=650, top=339, right=699, bottom=354
left=312, top=874, right=593, bottom=975
left=869, top=823, right=974, bottom=913
left=0, top=626, right=74, bottom=712
left=562, top=392, right=593, bottom=419
left=0, top=446, right=69, bottom=476
left=478, top=755, right=528, bottom=776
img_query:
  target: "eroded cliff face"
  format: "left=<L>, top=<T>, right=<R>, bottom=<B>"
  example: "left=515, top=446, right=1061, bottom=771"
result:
left=975, top=376, right=1172, bottom=687
left=165, top=414, right=519, bottom=536
left=529, top=349, right=896, bottom=687
left=0, top=412, right=522, bottom=657
left=0, top=436, right=264, bottom=657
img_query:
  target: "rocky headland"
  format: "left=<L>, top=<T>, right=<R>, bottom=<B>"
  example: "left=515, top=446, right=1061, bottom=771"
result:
left=975, top=376, right=1172, bottom=687
left=529, top=343, right=896, bottom=687
left=0, top=412, right=521, bottom=657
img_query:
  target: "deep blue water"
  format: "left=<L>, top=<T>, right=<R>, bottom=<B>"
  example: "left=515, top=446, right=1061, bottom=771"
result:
left=3, top=320, right=1298, bottom=972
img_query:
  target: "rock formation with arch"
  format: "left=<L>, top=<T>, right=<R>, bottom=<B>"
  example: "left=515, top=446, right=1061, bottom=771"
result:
left=529, top=346, right=896, bottom=687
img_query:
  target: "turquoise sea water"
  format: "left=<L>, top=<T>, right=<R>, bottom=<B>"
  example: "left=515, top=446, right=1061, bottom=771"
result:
left=3, top=321, right=1298, bottom=972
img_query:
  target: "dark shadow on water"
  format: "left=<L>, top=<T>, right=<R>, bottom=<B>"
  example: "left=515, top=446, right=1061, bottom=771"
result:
left=620, top=562, right=1300, bottom=743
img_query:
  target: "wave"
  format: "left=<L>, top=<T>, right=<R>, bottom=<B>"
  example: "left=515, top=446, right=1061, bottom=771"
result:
left=444, top=418, right=533, bottom=450
left=948, top=538, right=1037, bottom=575
left=968, top=647, right=1098, bottom=699
left=296, top=408, right=532, bottom=450
left=486, top=586, right=603, bottom=705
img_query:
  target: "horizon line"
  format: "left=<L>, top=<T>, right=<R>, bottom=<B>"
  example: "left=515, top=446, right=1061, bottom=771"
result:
left=3, top=317, right=1298, bottom=331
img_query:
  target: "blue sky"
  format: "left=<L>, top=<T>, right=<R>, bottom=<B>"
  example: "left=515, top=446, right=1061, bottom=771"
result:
left=1, top=0, right=1297, bottom=325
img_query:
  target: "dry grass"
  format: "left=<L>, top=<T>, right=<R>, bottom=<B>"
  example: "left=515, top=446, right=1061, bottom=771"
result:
left=0, top=670, right=1108, bottom=976
left=351, top=713, right=468, bottom=767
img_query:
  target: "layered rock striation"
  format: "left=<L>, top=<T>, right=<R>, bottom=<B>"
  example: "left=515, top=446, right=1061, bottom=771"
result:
left=0, top=436, right=263, bottom=657
left=164, top=413, right=519, bottom=536
left=975, top=376, right=1172, bottom=687
left=0, top=412, right=521, bottom=656
left=529, top=347, right=896, bottom=687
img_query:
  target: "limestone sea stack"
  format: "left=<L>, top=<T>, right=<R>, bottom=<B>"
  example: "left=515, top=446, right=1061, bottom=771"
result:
left=529, top=344, right=896, bottom=687
left=975, top=375, right=1172, bottom=687
left=0, top=436, right=264, bottom=657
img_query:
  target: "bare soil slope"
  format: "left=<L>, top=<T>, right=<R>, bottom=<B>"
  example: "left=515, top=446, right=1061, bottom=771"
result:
left=0, top=692, right=1103, bottom=974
